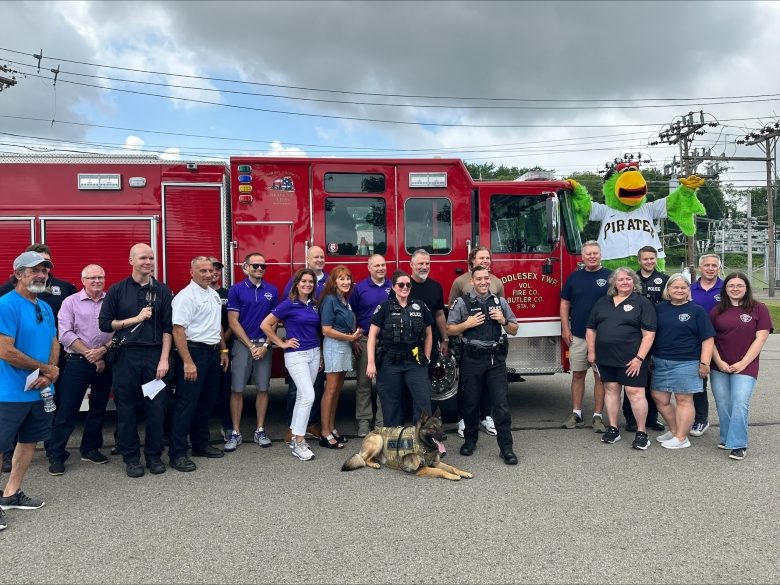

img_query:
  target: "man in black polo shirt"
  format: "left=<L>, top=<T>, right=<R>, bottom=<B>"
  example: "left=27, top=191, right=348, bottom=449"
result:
left=98, top=243, right=173, bottom=478
left=623, top=246, right=667, bottom=432
left=409, top=249, right=450, bottom=374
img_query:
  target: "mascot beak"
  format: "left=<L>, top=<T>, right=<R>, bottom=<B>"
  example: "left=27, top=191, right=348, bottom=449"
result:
left=615, top=169, right=648, bottom=207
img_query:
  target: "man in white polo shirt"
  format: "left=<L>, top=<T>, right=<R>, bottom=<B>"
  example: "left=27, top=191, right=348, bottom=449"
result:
left=169, top=256, right=229, bottom=472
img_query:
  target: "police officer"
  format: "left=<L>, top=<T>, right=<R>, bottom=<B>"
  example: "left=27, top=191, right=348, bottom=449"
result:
left=366, top=270, right=433, bottom=426
left=446, top=266, right=519, bottom=465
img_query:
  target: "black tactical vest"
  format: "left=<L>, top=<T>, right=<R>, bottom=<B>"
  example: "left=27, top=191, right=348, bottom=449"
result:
left=461, top=293, right=502, bottom=343
left=382, top=297, right=425, bottom=347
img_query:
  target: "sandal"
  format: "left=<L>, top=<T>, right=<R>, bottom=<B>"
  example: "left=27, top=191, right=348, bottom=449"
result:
left=332, top=430, right=348, bottom=444
left=318, top=434, right=344, bottom=449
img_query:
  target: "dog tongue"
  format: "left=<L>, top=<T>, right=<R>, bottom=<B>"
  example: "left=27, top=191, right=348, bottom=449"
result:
left=433, top=438, right=446, bottom=454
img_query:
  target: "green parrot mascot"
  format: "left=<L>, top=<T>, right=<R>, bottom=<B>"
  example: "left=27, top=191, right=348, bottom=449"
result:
left=567, top=161, right=706, bottom=272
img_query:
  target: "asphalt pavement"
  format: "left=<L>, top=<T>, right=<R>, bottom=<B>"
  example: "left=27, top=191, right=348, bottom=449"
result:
left=2, top=337, right=779, bottom=584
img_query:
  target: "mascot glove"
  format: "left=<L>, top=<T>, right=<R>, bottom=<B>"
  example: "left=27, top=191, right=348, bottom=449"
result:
left=680, top=175, right=705, bottom=190
left=566, top=178, right=581, bottom=190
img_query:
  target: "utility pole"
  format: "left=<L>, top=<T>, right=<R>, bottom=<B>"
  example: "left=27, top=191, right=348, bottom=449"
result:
left=738, top=122, right=780, bottom=297
left=652, top=111, right=717, bottom=273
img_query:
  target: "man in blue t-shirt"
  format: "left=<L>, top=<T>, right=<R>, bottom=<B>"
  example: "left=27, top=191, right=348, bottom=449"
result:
left=689, top=253, right=724, bottom=437
left=559, top=241, right=611, bottom=433
left=0, top=252, right=60, bottom=527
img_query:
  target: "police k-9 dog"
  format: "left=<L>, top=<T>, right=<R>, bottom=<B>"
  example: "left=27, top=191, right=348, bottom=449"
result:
left=341, top=409, right=473, bottom=481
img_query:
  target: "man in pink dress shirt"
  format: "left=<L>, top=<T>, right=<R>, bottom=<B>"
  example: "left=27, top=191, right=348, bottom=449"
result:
left=44, top=264, right=114, bottom=476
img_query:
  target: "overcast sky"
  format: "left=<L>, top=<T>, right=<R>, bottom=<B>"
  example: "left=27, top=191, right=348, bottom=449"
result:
left=2, top=1, right=779, bottom=186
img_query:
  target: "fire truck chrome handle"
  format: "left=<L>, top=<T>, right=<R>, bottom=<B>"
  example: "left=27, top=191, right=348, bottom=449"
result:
left=456, top=239, right=471, bottom=274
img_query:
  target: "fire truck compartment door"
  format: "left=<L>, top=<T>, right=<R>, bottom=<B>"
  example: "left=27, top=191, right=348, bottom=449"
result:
left=0, top=217, right=35, bottom=275
left=234, top=221, right=293, bottom=288
left=40, top=216, right=156, bottom=288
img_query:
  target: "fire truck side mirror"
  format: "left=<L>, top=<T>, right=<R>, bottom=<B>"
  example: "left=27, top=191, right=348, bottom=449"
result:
left=545, top=195, right=560, bottom=244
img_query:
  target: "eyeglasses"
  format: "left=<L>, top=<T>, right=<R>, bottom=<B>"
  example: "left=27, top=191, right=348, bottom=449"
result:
left=34, top=303, right=43, bottom=324
left=83, top=276, right=105, bottom=280
left=249, top=263, right=267, bottom=270
left=395, top=282, right=412, bottom=289
left=726, top=284, right=746, bottom=289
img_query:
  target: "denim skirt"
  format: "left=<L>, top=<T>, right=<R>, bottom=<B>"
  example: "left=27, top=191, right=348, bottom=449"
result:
left=651, top=357, right=703, bottom=393
left=323, top=336, right=354, bottom=373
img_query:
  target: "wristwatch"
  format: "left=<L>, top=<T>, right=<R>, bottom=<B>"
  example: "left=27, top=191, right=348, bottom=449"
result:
left=263, top=342, right=271, bottom=349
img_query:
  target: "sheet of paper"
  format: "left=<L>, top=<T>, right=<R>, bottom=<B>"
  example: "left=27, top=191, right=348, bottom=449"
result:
left=141, top=378, right=166, bottom=400
left=25, top=368, right=40, bottom=390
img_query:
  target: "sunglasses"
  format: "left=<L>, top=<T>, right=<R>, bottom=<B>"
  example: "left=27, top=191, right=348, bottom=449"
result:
left=249, top=263, right=267, bottom=270
left=34, top=303, right=44, bottom=324
left=395, top=282, right=412, bottom=289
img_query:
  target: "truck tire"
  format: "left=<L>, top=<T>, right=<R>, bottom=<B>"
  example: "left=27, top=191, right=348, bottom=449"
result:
left=430, top=353, right=460, bottom=423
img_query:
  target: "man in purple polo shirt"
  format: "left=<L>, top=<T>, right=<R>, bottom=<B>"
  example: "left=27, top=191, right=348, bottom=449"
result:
left=282, top=245, right=328, bottom=441
left=349, top=254, right=391, bottom=436
left=45, top=264, right=114, bottom=476
left=224, top=252, right=279, bottom=452
left=689, top=253, right=724, bottom=437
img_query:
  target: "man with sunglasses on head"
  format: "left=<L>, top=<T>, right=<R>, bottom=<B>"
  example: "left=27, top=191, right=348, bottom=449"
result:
left=0, top=251, right=59, bottom=530
left=98, top=243, right=174, bottom=478
left=224, top=253, right=279, bottom=452
left=0, top=244, right=76, bottom=473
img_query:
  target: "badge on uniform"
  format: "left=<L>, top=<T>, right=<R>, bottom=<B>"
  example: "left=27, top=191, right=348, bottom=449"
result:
left=51, top=286, right=61, bottom=295
left=623, top=304, right=634, bottom=312
left=412, top=303, right=420, bottom=310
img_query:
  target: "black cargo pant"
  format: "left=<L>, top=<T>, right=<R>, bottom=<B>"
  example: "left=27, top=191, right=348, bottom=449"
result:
left=458, top=350, right=513, bottom=452
left=170, top=343, right=221, bottom=460
left=113, top=345, right=168, bottom=464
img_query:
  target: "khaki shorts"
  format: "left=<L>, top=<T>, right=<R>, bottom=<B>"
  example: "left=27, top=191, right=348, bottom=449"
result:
left=568, top=336, right=590, bottom=372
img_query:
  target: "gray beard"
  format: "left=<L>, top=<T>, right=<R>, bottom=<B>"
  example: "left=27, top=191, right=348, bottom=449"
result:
left=415, top=273, right=428, bottom=282
left=27, top=283, right=46, bottom=294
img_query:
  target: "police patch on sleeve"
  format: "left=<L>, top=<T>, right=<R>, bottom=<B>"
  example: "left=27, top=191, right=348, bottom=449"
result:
left=373, top=305, right=381, bottom=314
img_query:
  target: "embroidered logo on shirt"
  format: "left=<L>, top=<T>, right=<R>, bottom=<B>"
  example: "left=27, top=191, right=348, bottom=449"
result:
left=596, top=279, right=607, bottom=287
left=714, top=294, right=721, bottom=301
left=740, top=314, right=753, bottom=323
left=264, top=292, right=273, bottom=300
left=51, top=286, right=61, bottom=295
left=678, top=313, right=691, bottom=322
left=654, top=277, right=663, bottom=285
left=623, top=304, right=634, bottom=312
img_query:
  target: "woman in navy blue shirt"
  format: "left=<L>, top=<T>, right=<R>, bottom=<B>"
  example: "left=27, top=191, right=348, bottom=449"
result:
left=261, top=269, right=321, bottom=462
left=319, top=266, right=362, bottom=448
left=651, top=274, right=715, bottom=450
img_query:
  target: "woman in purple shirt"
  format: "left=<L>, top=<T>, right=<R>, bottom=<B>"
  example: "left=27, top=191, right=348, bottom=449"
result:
left=710, top=272, right=772, bottom=461
left=261, top=269, right=321, bottom=462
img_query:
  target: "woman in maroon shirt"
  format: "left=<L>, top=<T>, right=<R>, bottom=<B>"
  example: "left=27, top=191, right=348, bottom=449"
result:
left=709, top=272, right=772, bottom=461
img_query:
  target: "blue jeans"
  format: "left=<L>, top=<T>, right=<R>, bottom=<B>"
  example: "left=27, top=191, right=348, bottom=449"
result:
left=710, top=370, right=756, bottom=449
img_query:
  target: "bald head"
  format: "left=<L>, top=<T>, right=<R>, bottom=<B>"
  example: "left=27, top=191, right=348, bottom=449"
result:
left=129, top=243, right=154, bottom=282
left=307, top=246, right=326, bottom=274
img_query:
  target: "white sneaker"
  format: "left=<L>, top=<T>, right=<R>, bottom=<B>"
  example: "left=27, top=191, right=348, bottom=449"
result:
left=457, top=419, right=465, bottom=438
left=480, top=416, right=497, bottom=436
left=655, top=431, right=674, bottom=443
left=661, top=437, right=691, bottom=450
left=290, top=440, right=314, bottom=461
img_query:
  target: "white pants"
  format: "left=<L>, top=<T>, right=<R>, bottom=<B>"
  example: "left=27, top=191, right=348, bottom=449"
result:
left=285, top=348, right=321, bottom=437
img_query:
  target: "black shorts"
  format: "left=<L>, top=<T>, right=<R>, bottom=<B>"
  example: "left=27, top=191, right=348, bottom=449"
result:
left=0, top=401, right=53, bottom=451
left=596, top=362, right=649, bottom=388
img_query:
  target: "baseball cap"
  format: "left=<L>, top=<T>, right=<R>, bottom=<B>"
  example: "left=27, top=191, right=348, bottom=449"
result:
left=210, top=257, right=224, bottom=269
left=13, top=251, right=53, bottom=271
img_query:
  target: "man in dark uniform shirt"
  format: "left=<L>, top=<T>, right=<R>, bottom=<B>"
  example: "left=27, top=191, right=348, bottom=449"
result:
left=0, top=244, right=76, bottom=472
left=623, top=246, right=667, bottom=432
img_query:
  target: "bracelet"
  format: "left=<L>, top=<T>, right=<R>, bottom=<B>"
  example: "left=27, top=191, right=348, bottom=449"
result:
left=635, top=355, right=644, bottom=362
left=220, top=349, right=229, bottom=354
left=700, top=362, right=709, bottom=366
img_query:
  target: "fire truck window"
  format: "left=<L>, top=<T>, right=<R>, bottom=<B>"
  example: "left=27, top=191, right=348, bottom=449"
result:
left=404, top=198, right=452, bottom=255
left=324, top=173, right=386, bottom=193
left=325, top=197, right=386, bottom=256
left=490, top=195, right=552, bottom=254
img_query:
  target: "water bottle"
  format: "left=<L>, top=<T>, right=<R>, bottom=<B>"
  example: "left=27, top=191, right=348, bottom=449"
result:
left=40, top=387, right=56, bottom=413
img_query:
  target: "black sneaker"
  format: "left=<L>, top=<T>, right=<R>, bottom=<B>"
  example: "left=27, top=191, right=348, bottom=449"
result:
left=126, top=462, right=145, bottom=478
left=48, top=461, right=65, bottom=476
left=0, top=508, right=6, bottom=531
left=146, top=457, right=166, bottom=475
left=81, top=450, right=109, bottom=464
left=648, top=419, right=665, bottom=432
left=729, top=448, right=746, bottom=460
left=632, top=431, right=650, bottom=451
left=0, top=489, right=45, bottom=510
left=601, top=426, right=621, bottom=444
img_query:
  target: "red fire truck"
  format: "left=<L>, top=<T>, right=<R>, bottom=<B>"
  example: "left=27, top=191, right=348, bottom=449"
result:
left=0, top=154, right=583, bottom=415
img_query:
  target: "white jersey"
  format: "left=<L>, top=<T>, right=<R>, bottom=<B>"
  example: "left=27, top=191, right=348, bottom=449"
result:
left=590, top=199, right=667, bottom=261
